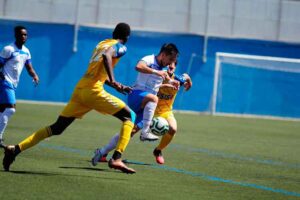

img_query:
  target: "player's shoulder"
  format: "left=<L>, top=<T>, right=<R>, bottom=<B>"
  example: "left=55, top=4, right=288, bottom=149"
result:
left=0, top=43, right=15, bottom=58
left=2, top=43, right=15, bottom=52
left=140, top=54, right=155, bottom=64
left=98, top=39, right=117, bottom=49
left=22, top=45, right=30, bottom=52
left=112, top=42, right=127, bottom=57
left=99, top=39, right=127, bottom=57
left=141, top=54, right=154, bottom=60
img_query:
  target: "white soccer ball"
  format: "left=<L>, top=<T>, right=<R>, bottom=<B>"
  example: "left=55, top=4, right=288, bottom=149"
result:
left=150, top=117, right=169, bottom=136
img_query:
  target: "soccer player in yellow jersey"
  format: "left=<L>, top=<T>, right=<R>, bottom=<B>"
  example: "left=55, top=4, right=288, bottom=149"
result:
left=152, top=62, right=192, bottom=164
left=92, top=61, right=192, bottom=165
left=2, top=23, right=137, bottom=174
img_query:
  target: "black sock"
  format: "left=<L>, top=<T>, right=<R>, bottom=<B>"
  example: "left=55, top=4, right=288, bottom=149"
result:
left=14, top=145, right=21, bottom=155
left=112, top=151, right=122, bottom=160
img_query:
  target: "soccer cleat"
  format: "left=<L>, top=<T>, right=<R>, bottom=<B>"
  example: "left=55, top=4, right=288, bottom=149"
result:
left=153, top=148, right=164, bottom=164
left=0, top=139, right=6, bottom=148
left=140, top=131, right=159, bottom=142
left=91, top=148, right=103, bottom=166
left=108, top=158, right=136, bottom=174
left=3, top=145, right=16, bottom=171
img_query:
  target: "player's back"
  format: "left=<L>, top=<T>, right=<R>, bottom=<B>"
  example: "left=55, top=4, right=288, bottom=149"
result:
left=77, top=39, right=123, bottom=88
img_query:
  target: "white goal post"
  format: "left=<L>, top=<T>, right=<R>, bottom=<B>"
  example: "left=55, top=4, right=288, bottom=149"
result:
left=211, top=52, right=300, bottom=120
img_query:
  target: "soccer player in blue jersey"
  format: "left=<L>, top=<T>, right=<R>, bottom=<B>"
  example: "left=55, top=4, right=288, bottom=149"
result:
left=3, top=23, right=137, bottom=174
left=0, top=26, right=39, bottom=148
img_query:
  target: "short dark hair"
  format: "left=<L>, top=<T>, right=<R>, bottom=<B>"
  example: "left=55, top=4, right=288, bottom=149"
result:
left=112, top=23, right=131, bottom=40
left=159, top=43, right=179, bottom=56
left=14, top=26, right=26, bottom=34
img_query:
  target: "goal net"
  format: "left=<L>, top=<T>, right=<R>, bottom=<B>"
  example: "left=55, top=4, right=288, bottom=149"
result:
left=211, top=52, right=300, bottom=120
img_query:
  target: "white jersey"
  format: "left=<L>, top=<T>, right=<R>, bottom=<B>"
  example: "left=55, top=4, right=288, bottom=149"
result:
left=132, top=54, right=168, bottom=94
left=0, top=43, right=31, bottom=88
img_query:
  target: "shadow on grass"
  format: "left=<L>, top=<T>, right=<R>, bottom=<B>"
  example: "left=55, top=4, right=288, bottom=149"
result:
left=59, top=166, right=107, bottom=172
left=1, top=167, right=128, bottom=179
left=122, top=159, right=153, bottom=166
left=3, top=170, right=60, bottom=176
left=59, top=165, right=130, bottom=175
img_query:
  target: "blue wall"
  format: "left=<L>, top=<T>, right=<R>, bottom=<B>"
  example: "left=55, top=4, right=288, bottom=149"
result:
left=1, top=19, right=300, bottom=118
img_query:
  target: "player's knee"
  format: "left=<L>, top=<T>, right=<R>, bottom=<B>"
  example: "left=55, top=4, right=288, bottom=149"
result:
left=145, top=94, right=158, bottom=103
left=49, top=122, right=67, bottom=135
left=1, top=108, right=16, bottom=123
left=49, top=116, right=74, bottom=135
left=151, top=95, right=158, bottom=103
left=168, top=127, right=177, bottom=136
left=5, top=108, right=16, bottom=116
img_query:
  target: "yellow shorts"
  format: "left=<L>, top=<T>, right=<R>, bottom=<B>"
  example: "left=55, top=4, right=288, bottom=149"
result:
left=154, top=111, right=174, bottom=120
left=61, top=85, right=126, bottom=118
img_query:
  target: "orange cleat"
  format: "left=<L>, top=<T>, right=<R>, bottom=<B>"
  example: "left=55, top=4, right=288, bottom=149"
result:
left=153, top=148, right=164, bottom=164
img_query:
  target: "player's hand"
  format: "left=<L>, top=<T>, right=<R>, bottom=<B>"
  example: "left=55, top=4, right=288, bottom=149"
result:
left=111, top=81, right=122, bottom=92
left=154, top=70, right=169, bottom=80
left=184, top=81, right=192, bottom=91
left=169, top=80, right=180, bottom=90
left=33, top=75, right=39, bottom=87
left=112, top=81, right=132, bottom=95
left=120, top=85, right=132, bottom=94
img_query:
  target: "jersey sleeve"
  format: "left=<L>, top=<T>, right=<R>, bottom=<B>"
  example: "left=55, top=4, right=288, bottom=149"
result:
left=112, top=43, right=127, bottom=58
left=25, top=50, right=32, bottom=65
left=0, top=46, right=12, bottom=65
left=140, top=55, right=154, bottom=68
left=174, top=73, right=187, bottom=86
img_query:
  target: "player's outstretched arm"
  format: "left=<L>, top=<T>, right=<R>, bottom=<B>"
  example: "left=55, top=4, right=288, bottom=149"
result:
left=105, top=80, right=132, bottom=95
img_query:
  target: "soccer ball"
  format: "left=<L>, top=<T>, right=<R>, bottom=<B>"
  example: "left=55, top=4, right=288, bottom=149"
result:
left=150, top=117, right=169, bottom=136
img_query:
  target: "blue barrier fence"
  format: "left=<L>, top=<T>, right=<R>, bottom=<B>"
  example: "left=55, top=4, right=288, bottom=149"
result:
left=1, top=19, right=300, bottom=118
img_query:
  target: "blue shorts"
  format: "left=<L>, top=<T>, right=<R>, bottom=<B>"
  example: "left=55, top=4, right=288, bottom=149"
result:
left=0, top=79, right=16, bottom=104
left=128, top=89, right=151, bottom=128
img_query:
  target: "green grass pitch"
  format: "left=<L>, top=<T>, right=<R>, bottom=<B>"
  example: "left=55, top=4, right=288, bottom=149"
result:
left=0, top=103, right=299, bottom=200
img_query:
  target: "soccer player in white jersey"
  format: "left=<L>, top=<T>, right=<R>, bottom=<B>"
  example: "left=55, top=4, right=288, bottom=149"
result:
left=129, top=43, right=179, bottom=141
left=91, top=43, right=179, bottom=165
left=0, top=26, right=39, bottom=147
left=91, top=61, right=192, bottom=165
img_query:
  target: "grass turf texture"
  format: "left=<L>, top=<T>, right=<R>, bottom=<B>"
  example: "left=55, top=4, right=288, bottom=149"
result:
left=0, top=103, right=299, bottom=200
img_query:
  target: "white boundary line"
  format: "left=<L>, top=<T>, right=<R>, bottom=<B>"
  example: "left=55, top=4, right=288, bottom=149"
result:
left=17, top=100, right=67, bottom=106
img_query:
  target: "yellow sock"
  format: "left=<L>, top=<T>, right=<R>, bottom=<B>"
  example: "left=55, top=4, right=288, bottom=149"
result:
left=19, top=127, right=52, bottom=151
left=115, top=120, right=134, bottom=154
left=157, top=133, right=174, bottom=150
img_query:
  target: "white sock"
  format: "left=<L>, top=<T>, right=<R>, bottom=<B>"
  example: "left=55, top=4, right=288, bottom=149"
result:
left=141, top=101, right=157, bottom=134
left=101, top=133, right=120, bottom=155
left=0, top=108, right=16, bottom=140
